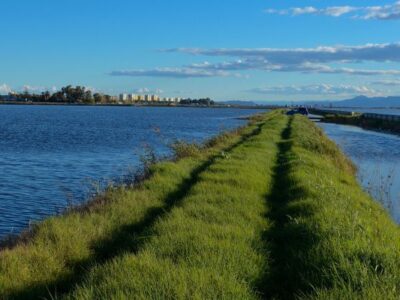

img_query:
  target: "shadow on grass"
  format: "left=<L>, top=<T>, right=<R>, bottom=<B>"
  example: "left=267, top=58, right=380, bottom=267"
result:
left=7, top=122, right=265, bottom=300
left=260, top=117, right=320, bottom=299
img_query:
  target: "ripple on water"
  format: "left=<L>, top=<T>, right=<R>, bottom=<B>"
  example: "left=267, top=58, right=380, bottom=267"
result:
left=0, top=105, right=267, bottom=238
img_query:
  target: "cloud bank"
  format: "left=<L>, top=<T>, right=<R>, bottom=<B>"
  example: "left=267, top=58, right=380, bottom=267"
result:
left=168, top=43, right=400, bottom=65
left=110, top=68, right=234, bottom=78
left=264, top=1, right=400, bottom=20
left=186, top=59, right=400, bottom=76
left=111, top=42, right=400, bottom=79
left=372, top=79, right=400, bottom=86
left=249, top=84, right=380, bottom=96
left=265, top=6, right=357, bottom=17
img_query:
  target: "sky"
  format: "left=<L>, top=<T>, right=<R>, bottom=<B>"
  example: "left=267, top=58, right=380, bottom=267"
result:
left=1, top=0, right=400, bottom=102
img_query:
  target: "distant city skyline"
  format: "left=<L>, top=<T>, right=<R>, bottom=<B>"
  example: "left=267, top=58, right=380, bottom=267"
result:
left=1, top=0, right=400, bottom=102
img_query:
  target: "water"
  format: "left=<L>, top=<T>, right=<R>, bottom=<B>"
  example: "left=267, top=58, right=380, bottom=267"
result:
left=319, top=122, right=400, bottom=222
left=0, top=105, right=265, bottom=238
left=321, top=107, right=400, bottom=116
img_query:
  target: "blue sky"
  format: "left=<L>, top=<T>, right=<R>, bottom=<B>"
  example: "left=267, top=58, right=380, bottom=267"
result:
left=1, top=0, right=400, bottom=102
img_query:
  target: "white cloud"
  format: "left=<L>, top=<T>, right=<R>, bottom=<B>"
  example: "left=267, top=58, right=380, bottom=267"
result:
left=362, top=2, right=400, bottom=20
left=292, top=7, right=319, bottom=16
left=264, top=8, right=289, bottom=15
left=110, top=67, right=235, bottom=78
left=160, top=43, right=400, bottom=77
left=266, top=6, right=358, bottom=17
left=168, top=43, right=400, bottom=65
left=324, top=6, right=357, bottom=17
left=371, top=79, right=400, bottom=86
left=114, top=42, right=400, bottom=79
left=264, top=2, right=400, bottom=20
left=0, top=84, right=12, bottom=94
left=134, top=87, right=150, bottom=93
left=133, top=87, right=164, bottom=94
left=186, top=59, right=400, bottom=76
left=285, top=64, right=400, bottom=76
left=22, top=85, right=59, bottom=93
left=22, top=85, right=44, bottom=92
left=249, top=84, right=381, bottom=96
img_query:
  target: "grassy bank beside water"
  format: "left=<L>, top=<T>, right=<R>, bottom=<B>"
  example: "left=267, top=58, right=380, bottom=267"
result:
left=1, top=111, right=400, bottom=299
left=323, top=114, right=400, bottom=135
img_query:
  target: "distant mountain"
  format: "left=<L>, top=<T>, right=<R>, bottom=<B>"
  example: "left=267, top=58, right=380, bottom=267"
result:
left=219, top=96, right=400, bottom=108
left=218, top=100, right=259, bottom=106
left=327, top=96, right=400, bottom=108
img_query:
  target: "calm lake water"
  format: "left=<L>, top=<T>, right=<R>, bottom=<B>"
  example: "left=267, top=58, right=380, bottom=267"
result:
left=0, top=105, right=265, bottom=238
left=319, top=122, right=400, bottom=223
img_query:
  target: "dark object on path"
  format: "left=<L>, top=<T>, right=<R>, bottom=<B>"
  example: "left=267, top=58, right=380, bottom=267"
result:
left=286, top=107, right=309, bottom=116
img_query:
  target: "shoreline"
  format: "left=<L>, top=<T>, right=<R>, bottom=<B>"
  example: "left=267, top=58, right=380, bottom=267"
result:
left=321, top=114, right=400, bottom=136
left=0, top=114, right=262, bottom=249
left=0, top=101, right=273, bottom=110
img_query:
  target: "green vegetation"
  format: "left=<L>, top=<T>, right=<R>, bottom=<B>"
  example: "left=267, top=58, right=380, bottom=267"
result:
left=268, top=115, right=400, bottom=299
left=1, top=111, right=400, bottom=299
left=3, top=85, right=115, bottom=104
left=0, top=85, right=216, bottom=106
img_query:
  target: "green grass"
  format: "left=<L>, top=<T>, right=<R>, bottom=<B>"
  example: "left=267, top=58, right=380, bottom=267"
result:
left=65, top=111, right=285, bottom=299
left=2, top=111, right=400, bottom=299
left=282, top=116, right=400, bottom=299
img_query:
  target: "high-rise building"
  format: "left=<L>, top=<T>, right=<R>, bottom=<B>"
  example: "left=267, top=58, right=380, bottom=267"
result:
left=119, top=93, right=128, bottom=101
left=128, top=94, right=139, bottom=101
left=151, top=95, right=160, bottom=101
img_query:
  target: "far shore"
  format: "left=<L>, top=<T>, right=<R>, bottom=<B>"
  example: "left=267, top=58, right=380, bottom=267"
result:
left=0, top=101, right=274, bottom=110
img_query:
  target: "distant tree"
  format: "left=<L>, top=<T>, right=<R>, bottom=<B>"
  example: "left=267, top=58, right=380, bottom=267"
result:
left=104, top=95, right=114, bottom=103
left=180, top=97, right=214, bottom=106
left=42, top=91, right=51, bottom=102
left=6, top=85, right=119, bottom=105
left=84, top=90, right=93, bottom=102
left=93, top=93, right=105, bottom=104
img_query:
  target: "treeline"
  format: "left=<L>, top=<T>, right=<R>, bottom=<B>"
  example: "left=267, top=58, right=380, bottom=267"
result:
left=180, top=98, right=215, bottom=106
left=1, top=86, right=116, bottom=104
left=0, top=86, right=217, bottom=106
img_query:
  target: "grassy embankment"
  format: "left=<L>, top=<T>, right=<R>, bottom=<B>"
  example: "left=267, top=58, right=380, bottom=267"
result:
left=2, top=111, right=400, bottom=299
left=323, top=113, right=400, bottom=134
left=0, top=111, right=282, bottom=299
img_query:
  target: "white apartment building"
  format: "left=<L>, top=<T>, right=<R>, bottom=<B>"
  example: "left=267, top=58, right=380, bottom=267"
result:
left=151, top=95, right=160, bottom=101
left=119, top=93, right=128, bottom=101
left=119, top=93, right=180, bottom=103
left=129, top=94, right=140, bottom=101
